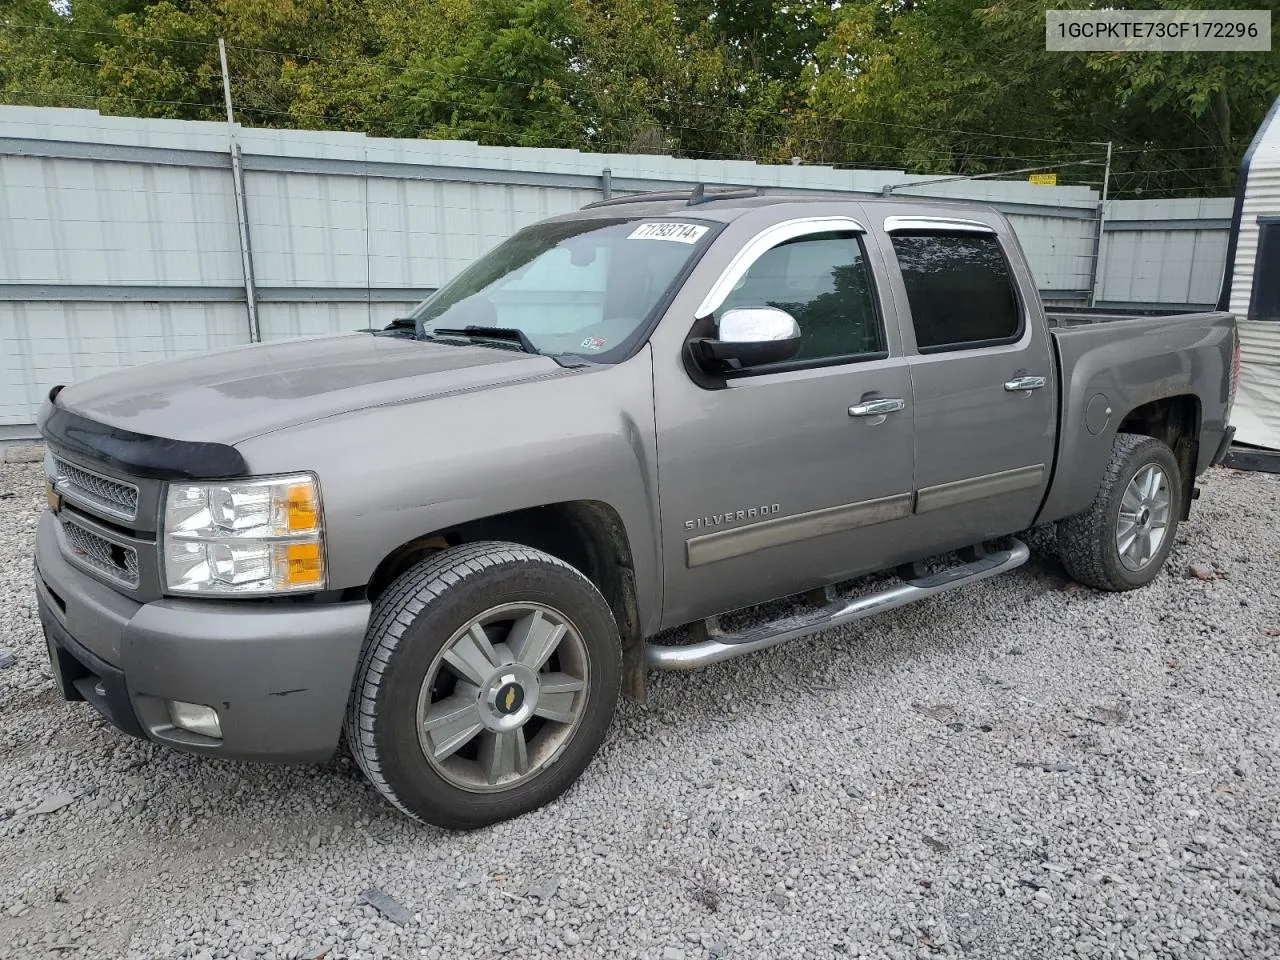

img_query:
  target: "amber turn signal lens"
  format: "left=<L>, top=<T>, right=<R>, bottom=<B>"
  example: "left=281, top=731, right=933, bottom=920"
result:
left=282, top=541, right=324, bottom=586
left=285, top=483, right=319, bottom=532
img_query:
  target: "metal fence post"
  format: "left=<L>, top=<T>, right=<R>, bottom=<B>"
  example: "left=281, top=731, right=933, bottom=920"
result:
left=1087, top=141, right=1113, bottom=307
left=218, top=38, right=261, bottom=343
left=601, top=167, right=612, bottom=201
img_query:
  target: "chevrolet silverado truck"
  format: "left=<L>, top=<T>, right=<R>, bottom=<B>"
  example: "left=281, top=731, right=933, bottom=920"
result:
left=34, top=191, right=1238, bottom=829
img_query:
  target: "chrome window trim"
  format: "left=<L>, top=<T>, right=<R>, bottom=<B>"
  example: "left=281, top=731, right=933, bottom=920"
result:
left=882, top=216, right=996, bottom=234
left=694, top=216, right=867, bottom=319
left=887, top=226, right=1031, bottom=355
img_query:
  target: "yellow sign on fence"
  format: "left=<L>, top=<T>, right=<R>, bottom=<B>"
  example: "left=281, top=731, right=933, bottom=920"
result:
left=1029, top=173, right=1058, bottom=186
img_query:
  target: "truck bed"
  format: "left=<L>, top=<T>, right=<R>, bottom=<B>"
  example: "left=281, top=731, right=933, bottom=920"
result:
left=1045, top=306, right=1224, bottom=328
left=1036, top=307, right=1235, bottom=525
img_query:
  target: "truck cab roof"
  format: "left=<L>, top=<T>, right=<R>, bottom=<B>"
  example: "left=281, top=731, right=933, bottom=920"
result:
left=562, top=188, right=1006, bottom=224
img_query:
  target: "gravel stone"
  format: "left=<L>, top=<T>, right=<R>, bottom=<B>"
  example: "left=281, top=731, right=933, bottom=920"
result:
left=1187, top=562, right=1217, bottom=581
left=1, top=461, right=1279, bottom=959
left=359, top=888, right=412, bottom=927
left=28, top=792, right=76, bottom=816
left=1, top=442, right=42, bottom=464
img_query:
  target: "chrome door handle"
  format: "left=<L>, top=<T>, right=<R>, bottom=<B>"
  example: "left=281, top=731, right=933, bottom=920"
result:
left=1004, top=376, right=1047, bottom=392
left=849, top=398, right=905, bottom=417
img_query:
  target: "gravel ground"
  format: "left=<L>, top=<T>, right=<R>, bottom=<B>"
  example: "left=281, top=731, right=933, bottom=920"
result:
left=1, top=458, right=1278, bottom=960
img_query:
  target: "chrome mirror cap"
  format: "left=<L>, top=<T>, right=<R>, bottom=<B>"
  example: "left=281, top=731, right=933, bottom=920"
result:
left=718, top=307, right=802, bottom=344
left=691, top=307, right=803, bottom=373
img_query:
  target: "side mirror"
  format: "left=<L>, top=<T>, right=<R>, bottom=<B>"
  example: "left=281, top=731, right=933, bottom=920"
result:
left=693, top=307, right=802, bottom=372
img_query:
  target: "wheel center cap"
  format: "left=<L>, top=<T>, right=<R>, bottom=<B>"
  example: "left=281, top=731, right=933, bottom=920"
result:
left=495, top=681, right=525, bottom=716
left=478, top=662, right=540, bottom=731
left=1138, top=506, right=1151, bottom=527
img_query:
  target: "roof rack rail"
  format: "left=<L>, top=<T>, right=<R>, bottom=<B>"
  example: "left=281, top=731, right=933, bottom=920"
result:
left=580, top=184, right=763, bottom=210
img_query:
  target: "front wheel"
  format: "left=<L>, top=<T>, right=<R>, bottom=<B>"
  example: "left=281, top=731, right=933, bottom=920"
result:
left=1058, top=433, right=1182, bottom=591
left=345, top=542, right=621, bottom=829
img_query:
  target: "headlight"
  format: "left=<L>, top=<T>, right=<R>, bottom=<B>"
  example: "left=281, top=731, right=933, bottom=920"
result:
left=163, top=474, right=326, bottom=595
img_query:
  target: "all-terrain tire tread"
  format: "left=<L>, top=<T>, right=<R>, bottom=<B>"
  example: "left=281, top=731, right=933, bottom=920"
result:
left=1057, top=433, right=1179, bottom=592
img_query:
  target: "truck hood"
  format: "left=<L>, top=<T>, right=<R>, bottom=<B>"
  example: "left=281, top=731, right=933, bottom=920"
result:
left=53, top=333, right=568, bottom=445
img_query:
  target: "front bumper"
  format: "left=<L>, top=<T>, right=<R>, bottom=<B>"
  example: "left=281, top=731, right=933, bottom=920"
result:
left=34, top=511, right=372, bottom=763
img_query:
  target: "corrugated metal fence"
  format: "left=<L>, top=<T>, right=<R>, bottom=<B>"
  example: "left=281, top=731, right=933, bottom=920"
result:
left=1095, top=197, right=1234, bottom=308
left=0, top=106, right=1234, bottom=429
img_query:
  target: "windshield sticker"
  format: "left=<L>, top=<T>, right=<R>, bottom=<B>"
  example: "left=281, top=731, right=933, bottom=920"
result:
left=580, top=336, right=607, bottom=351
left=628, top=222, right=709, bottom=244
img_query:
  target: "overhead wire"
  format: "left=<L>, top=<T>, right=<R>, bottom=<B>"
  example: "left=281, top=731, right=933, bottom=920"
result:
left=221, top=43, right=1118, bottom=161
left=0, top=43, right=1107, bottom=172
left=1112, top=184, right=1233, bottom=196
left=1110, top=165, right=1230, bottom=177
left=219, top=48, right=1101, bottom=167
left=0, top=20, right=1247, bottom=160
left=0, top=21, right=1117, bottom=152
left=0, top=19, right=221, bottom=48
left=0, top=86, right=218, bottom=113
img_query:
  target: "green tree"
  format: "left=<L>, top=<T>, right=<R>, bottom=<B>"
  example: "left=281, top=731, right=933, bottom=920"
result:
left=386, top=0, right=584, bottom=147
left=0, top=0, right=109, bottom=109
left=0, top=0, right=1275, bottom=195
left=802, top=0, right=1279, bottom=195
left=577, top=0, right=803, bottom=161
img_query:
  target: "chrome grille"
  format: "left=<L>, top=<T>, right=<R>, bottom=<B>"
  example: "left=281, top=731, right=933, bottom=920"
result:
left=61, top=516, right=140, bottom=588
left=52, top=457, right=139, bottom=522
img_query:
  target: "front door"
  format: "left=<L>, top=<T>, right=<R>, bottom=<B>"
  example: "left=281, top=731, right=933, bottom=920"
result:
left=652, top=216, right=919, bottom=628
left=878, top=219, right=1057, bottom=550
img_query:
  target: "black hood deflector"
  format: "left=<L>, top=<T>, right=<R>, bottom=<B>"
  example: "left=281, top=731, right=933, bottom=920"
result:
left=39, top=389, right=248, bottom=480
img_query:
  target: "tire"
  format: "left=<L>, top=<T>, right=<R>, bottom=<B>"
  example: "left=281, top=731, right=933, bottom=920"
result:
left=345, top=541, right=621, bottom=829
left=1058, top=433, right=1182, bottom=591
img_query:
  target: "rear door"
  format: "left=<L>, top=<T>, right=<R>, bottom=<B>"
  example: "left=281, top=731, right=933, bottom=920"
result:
left=875, top=215, right=1057, bottom=550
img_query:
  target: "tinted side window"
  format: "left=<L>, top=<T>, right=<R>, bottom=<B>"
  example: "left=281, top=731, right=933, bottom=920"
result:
left=1249, top=220, right=1280, bottom=322
left=890, top=233, right=1021, bottom=351
left=717, top=232, right=884, bottom=365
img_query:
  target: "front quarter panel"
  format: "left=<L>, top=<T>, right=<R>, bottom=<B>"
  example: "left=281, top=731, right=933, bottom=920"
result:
left=232, top=350, right=662, bottom=632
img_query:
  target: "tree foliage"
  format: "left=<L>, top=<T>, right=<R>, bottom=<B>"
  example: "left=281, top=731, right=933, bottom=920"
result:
left=0, top=0, right=1275, bottom=196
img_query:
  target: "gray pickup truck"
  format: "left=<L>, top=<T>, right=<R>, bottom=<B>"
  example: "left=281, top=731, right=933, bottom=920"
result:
left=33, top=191, right=1237, bottom=828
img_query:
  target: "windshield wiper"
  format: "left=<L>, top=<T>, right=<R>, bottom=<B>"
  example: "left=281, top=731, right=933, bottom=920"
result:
left=430, top=326, right=540, bottom=355
left=361, top=317, right=418, bottom=336
left=417, top=324, right=590, bottom=368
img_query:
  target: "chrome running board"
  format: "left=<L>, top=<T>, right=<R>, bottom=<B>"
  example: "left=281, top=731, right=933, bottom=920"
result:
left=645, top=539, right=1030, bottom=671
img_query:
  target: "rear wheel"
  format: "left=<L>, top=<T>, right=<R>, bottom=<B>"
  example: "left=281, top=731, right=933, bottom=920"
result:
left=1058, top=433, right=1182, bottom=591
left=345, top=542, right=621, bottom=829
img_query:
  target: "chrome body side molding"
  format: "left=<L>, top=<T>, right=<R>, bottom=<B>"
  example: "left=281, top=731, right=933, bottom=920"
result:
left=914, top=464, right=1046, bottom=514
left=685, top=492, right=914, bottom=568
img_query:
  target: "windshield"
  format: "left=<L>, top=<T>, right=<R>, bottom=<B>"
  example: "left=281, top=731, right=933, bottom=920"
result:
left=410, top=216, right=715, bottom=360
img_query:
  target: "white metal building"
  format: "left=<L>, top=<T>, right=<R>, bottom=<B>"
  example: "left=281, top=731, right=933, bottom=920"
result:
left=1221, top=95, right=1280, bottom=450
left=0, top=106, right=1104, bottom=433
left=0, top=106, right=1242, bottom=435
